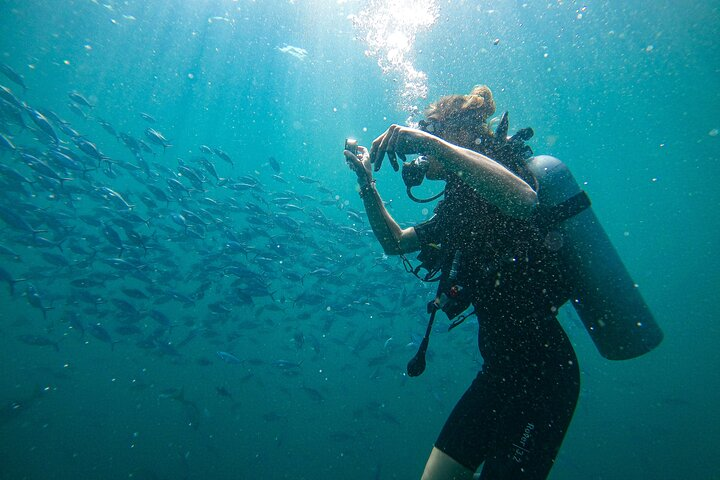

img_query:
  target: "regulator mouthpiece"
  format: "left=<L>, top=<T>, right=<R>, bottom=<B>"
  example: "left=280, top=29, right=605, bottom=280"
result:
left=402, top=156, right=430, bottom=188
left=402, top=157, right=445, bottom=203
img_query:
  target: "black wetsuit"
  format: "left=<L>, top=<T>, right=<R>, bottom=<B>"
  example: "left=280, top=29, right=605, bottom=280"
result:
left=414, top=175, right=580, bottom=479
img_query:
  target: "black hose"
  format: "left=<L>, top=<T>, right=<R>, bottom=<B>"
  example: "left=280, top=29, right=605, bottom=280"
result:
left=407, top=308, right=437, bottom=377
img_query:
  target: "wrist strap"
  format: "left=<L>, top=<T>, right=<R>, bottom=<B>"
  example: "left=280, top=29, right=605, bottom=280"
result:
left=358, top=179, right=376, bottom=198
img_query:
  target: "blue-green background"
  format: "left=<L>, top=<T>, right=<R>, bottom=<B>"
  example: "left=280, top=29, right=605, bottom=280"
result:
left=1, top=1, right=718, bottom=479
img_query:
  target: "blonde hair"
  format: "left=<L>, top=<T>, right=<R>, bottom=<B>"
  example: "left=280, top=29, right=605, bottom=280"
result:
left=424, top=86, right=537, bottom=187
left=424, top=85, right=496, bottom=124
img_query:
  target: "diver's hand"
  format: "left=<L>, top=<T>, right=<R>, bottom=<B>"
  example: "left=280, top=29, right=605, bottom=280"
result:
left=344, top=146, right=373, bottom=186
left=369, top=124, right=433, bottom=172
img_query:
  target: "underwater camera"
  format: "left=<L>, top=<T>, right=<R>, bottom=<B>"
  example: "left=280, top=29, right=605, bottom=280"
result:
left=344, top=138, right=358, bottom=156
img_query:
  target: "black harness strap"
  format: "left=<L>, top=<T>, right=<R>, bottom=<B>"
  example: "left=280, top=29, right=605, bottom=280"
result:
left=534, top=191, right=591, bottom=229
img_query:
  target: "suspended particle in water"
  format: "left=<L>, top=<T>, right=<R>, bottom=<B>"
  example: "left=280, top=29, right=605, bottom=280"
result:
left=709, top=128, right=719, bottom=137
left=544, top=231, right=564, bottom=251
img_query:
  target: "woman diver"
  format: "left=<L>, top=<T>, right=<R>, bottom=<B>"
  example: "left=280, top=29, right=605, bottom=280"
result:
left=344, top=85, right=581, bottom=479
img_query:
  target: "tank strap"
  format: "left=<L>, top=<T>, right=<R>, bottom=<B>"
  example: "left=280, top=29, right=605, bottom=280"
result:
left=535, top=191, right=591, bottom=228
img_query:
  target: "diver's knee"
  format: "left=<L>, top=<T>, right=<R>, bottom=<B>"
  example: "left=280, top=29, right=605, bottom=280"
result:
left=421, top=447, right=474, bottom=480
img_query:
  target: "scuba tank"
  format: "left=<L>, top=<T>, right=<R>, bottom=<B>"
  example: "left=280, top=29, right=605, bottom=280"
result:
left=527, top=155, right=663, bottom=360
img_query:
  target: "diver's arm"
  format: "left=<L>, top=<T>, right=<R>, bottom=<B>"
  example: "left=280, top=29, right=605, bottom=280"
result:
left=370, top=125, right=538, bottom=219
left=426, top=136, right=538, bottom=219
left=345, top=147, right=419, bottom=255
left=358, top=181, right=419, bottom=255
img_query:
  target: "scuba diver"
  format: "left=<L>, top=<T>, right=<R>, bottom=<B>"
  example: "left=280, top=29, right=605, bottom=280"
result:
left=343, top=85, right=662, bottom=480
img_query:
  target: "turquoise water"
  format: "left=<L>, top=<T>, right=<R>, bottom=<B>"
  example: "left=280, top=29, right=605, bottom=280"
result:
left=1, top=1, right=718, bottom=479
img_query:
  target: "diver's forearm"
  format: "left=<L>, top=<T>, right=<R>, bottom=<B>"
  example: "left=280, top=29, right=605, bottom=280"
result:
left=359, top=182, right=403, bottom=254
left=427, top=137, right=538, bottom=218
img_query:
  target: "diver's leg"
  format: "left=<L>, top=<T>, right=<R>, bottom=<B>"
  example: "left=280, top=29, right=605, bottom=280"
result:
left=479, top=325, right=580, bottom=480
left=422, top=369, right=494, bottom=479
left=421, top=447, right=474, bottom=480
left=477, top=390, right=578, bottom=480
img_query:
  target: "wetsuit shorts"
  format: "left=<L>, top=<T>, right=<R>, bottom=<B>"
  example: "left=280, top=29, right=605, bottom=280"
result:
left=434, top=313, right=580, bottom=479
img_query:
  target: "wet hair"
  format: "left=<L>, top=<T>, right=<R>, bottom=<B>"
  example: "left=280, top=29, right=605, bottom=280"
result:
left=423, top=85, right=496, bottom=146
left=424, top=85, right=538, bottom=189
left=425, top=85, right=495, bottom=124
